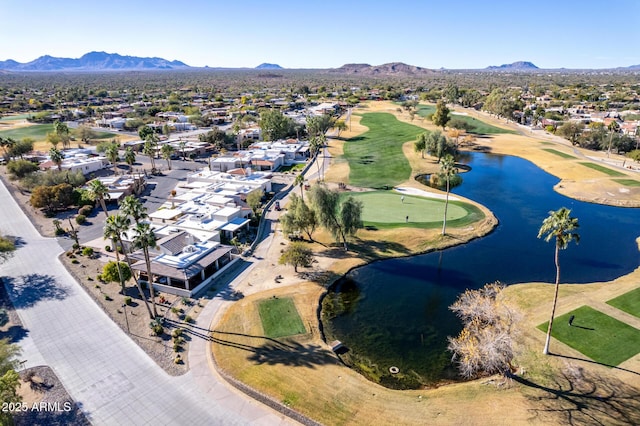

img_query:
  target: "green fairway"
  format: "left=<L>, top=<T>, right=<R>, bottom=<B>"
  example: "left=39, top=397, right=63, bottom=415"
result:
left=613, top=179, right=640, bottom=187
left=579, top=162, right=626, bottom=177
left=543, top=148, right=576, bottom=159
left=537, top=305, right=640, bottom=365
left=0, top=124, right=54, bottom=141
left=0, top=113, right=32, bottom=122
left=344, top=113, right=424, bottom=188
left=343, top=191, right=484, bottom=229
left=415, top=105, right=514, bottom=135
left=258, top=297, right=306, bottom=338
left=607, top=287, right=640, bottom=318
left=0, top=124, right=119, bottom=143
left=447, top=114, right=516, bottom=135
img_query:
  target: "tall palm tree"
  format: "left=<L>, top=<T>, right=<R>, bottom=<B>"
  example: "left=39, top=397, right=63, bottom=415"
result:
left=105, top=142, right=120, bottom=174
left=120, top=195, right=148, bottom=225
left=132, top=222, right=159, bottom=318
left=309, top=135, right=325, bottom=181
left=294, top=173, right=305, bottom=202
left=87, top=179, right=110, bottom=217
left=48, top=147, right=64, bottom=171
left=607, top=120, right=621, bottom=158
left=439, top=154, right=457, bottom=235
left=143, top=134, right=158, bottom=171
left=104, top=214, right=154, bottom=318
left=161, top=144, right=175, bottom=170
left=538, top=207, right=580, bottom=355
left=123, top=147, right=136, bottom=172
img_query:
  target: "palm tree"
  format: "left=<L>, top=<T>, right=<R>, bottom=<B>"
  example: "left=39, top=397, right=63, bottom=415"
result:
left=123, top=147, right=136, bottom=172
left=161, top=144, right=175, bottom=170
left=143, top=134, right=158, bottom=171
left=120, top=195, right=148, bottom=225
left=309, top=135, right=325, bottom=181
left=537, top=207, right=580, bottom=355
left=103, top=215, right=128, bottom=295
left=104, top=214, right=154, bottom=318
left=294, top=173, right=305, bottom=202
left=179, top=139, right=187, bottom=160
left=607, top=120, right=621, bottom=158
left=439, top=154, right=457, bottom=235
left=48, top=147, right=64, bottom=171
left=105, top=142, right=120, bottom=174
left=132, top=223, right=159, bottom=318
left=87, top=179, right=110, bottom=217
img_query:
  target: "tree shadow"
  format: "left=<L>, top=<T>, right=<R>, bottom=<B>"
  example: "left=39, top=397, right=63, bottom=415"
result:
left=211, top=330, right=337, bottom=368
left=3, top=324, right=29, bottom=344
left=517, top=363, right=640, bottom=425
left=3, top=274, right=70, bottom=308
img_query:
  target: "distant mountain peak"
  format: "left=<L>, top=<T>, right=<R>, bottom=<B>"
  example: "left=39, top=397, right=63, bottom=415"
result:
left=333, top=62, right=434, bottom=75
left=256, top=63, right=282, bottom=69
left=486, top=61, right=539, bottom=70
left=0, top=52, right=190, bottom=71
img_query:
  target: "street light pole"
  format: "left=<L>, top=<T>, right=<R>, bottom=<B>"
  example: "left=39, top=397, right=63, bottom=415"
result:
left=122, top=303, right=130, bottom=333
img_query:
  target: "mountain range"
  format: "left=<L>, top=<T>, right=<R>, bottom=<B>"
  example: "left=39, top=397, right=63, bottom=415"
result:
left=0, top=53, right=638, bottom=73
left=0, top=52, right=190, bottom=71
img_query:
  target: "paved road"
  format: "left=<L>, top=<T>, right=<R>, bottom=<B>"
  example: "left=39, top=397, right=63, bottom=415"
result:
left=0, top=179, right=292, bottom=425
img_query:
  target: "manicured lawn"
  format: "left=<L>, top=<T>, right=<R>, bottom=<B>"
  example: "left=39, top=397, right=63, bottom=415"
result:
left=446, top=114, right=516, bottom=135
left=607, top=287, right=640, bottom=318
left=415, top=105, right=514, bottom=134
left=543, top=148, right=576, bottom=159
left=614, top=179, right=640, bottom=187
left=579, top=162, right=626, bottom=177
left=344, top=113, right=424, bottom=188
left=258, top=297, right=306, bottom=338
left=0, top=124, right=54, bottom=141
left=0, top=113, right=32, bottom=122
left=0, top=124, right=116, bottom=143
left=278, top=163, right=306, bottom=173
left=537, top=305, right=640, bottom=365
left=343, top=191, right=484, bottom=229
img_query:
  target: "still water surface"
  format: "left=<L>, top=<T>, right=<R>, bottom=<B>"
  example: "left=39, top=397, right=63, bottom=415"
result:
left=322, top=152, right=640, bottom=387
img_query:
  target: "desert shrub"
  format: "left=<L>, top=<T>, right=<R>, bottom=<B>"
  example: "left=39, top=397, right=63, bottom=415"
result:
left=150, top=318, right=164, bottom=336
left=7, top=159, right=39, bottom=179
left=124, top=296, right=132, bottom=305
left=184, top=315, right=193, bottom=323
left=81, top=246, right=94, bottom=257
left=78, top=205, right=93, bottom=216
left=172, top=328, right=183, bottom=338
left=75, top=214, right=87, bottom=225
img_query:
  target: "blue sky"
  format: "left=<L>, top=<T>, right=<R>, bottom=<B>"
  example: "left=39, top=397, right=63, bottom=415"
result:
left=2, top=0, right=639, bottom=69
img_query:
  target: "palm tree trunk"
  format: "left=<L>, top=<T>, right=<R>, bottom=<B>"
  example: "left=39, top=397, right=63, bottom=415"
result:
left=118, top=236, right=153, bottom=319
left=112, top=240, right=125, bottom=295
left=144, top=249, right=158, bottom=318
left=543, top=245, right=561, bottom=355
left=441, top=179, right=450, bottom=235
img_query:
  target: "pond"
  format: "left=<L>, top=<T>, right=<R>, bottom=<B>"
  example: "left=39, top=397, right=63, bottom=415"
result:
left=321, top=152, right=640, bottom=389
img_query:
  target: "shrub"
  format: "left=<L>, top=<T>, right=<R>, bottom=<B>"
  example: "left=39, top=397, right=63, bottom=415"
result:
left=174, top=355, right=182, bottom=364
left=71, top=259, right=79, bottom=264
left=96, top=274, right=103, bottom=282
left=94, top=284, right=100, bottom=289
left=184, top=315, right=193, bottom=323
left=170, top=307, right=179, bottom=314
left=172, top=328, right=183, bottom=338
left=173, top=342, right=182, bottom=352
left=72, top=243, right=80, bottom=250
left=54, top=227, right=65, bottom=236
left=124, top=296, right=132, bottom=306
left=102, top=261, right=132, bottom=284
left=7, top=159, right=39, bottom=179
left=150, top=318, right=164, bottom=336
left=103, top=294, right=112, bottom=301
left=82, top=247, right=94, bottom=257
left=78, top=205, right=93, bottom=216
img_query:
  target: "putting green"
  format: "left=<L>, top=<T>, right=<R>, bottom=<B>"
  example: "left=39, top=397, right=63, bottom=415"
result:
left=344, top=191, right=483, bottom=229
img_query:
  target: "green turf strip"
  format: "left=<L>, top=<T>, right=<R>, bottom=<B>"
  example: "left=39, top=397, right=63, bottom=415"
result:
left=579, top=162, right=626, bottom=176
left=607, top=287, right=640, bottom=318
left=613, top=179, right=640, bottom=187
left=537, top=305, right=640, bottom=365
left=258, top=297, right=306, bottom=338
left=542, top=148, right=576, bottom=159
